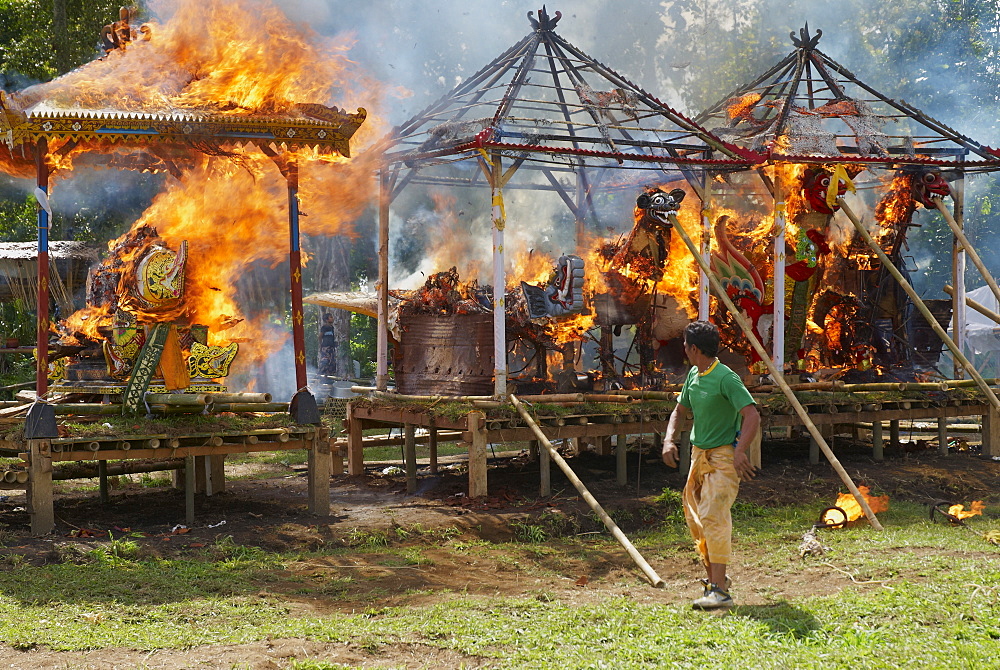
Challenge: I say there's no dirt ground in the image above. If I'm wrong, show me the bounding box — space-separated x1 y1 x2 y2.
0 436 998 669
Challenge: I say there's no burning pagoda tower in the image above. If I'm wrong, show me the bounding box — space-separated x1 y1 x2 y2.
695 25 1000 379
366 7 762 396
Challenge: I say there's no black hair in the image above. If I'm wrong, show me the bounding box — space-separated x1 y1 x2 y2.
683 320 720 358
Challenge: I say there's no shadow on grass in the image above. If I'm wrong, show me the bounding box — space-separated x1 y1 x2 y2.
733 601 821 639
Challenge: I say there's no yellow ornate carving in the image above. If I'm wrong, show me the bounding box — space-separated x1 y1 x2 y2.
104 310 144 379
134 240 187 309
187 341 238 379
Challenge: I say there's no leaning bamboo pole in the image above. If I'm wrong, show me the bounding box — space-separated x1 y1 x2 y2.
943 284 1000 326
509 394 665 588
668 211 884 530
933 198 1000 312
837 196 1000 414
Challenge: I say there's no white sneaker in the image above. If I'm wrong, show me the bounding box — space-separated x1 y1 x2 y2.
692 585 734 610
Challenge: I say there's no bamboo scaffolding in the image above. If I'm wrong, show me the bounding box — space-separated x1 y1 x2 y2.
934 198 1000 311
943 284 1000 325
837 196 1000 414
669 211 884 530
509 394 665 588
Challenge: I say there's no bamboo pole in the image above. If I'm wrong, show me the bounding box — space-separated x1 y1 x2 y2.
619 389 681 400
669 211 884 530
210 402 289 413
203 393 272 404
749 381 847 393
145 393 207 406
837 196 1000 414
943 377 1000 388
943 284 1000 325
509 394 665 588
934 198 1000 313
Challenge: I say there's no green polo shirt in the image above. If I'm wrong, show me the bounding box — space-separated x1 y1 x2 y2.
678 360 756 449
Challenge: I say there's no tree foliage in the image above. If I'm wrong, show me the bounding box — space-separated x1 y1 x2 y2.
0 0 125 84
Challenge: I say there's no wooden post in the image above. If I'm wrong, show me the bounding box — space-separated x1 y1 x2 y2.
540 435 551 496
98 460 109 504
428 427 438 474
748 426 762 469
699 178 712 321
678 430 691 476
773 176 786 371
528 439 539 462
307 430 331 515
376 169 390 390
489 153 508 397
34 140 50 399
938 412 949 456
27 439 54 535
597 435 613 457
330 440 344 476
194 455 207 494
404 423 417 494
983 408 1000 457
616 433 627 486
184 454 195 525
952 176 966 379
286 162 308 392
347 403 364 475
467 412 488 498
809 434 819 465
889 419 901 451
872 421 884 461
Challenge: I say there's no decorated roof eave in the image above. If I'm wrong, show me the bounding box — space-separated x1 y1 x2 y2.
0 103 367 157
381 127 765 171
767 152 1000 171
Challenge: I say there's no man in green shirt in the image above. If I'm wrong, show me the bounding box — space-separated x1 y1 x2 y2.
662 320 759 609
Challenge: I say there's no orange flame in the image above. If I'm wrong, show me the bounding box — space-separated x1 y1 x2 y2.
822 486 890 525
29 0 388 372
947 501 985 520
726 93 761 122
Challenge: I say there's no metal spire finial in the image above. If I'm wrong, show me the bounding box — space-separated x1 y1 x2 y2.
528 6 562 31
790 23 822 51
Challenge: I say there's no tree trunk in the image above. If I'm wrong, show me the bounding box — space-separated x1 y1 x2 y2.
51 0 71 74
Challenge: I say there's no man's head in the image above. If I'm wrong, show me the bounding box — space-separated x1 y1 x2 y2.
323 313 333 324
683 320 720 358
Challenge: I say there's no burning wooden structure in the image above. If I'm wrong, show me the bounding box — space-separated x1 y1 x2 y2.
0 1 367 532
331 17 1000 503
366 6 760 399
695 25 1000 380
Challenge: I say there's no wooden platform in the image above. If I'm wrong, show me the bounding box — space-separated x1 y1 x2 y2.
345 397 1000 498
1 426 332 535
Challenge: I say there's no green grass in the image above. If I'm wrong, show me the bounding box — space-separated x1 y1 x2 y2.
0 502 996 667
